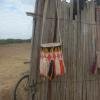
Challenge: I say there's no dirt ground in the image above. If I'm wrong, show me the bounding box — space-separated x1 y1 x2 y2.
0 43 31 100
1 43 100 100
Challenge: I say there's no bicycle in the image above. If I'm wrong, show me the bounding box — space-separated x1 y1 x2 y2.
13 62 36 100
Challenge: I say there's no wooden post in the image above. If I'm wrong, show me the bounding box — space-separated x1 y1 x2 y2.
42 0 53 100
47 81 52 100
29 0 45 100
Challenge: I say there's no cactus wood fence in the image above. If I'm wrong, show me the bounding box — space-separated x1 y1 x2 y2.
29 0 100 100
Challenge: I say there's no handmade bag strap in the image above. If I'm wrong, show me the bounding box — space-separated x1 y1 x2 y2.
41 0 62 44
56 0 62 43
41 0 49 44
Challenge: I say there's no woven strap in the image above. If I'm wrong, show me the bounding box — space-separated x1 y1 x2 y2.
56 0 62 43
41 0 62 44
41 0 49 44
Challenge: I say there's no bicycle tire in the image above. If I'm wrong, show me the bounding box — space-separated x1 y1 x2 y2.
13 74 29 100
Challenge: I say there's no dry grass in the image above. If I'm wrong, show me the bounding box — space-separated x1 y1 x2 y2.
1 43 100 100
0 43 31 100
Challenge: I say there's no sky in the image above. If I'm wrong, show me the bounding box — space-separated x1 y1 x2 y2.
0 0 71 39
0 0 35 39
0 0 92 39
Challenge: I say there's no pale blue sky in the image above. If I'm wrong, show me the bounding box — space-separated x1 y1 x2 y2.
0 0 71 39
0 0 35 39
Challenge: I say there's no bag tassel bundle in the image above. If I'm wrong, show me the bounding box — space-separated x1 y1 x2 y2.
40 44 66 80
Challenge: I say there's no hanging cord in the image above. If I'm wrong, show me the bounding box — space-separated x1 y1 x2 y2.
56 0 62 43
41 0 63 44
41 0 49 44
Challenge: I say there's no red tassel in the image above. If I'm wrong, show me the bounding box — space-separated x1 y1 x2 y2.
60 60 64 75
91 55 97 74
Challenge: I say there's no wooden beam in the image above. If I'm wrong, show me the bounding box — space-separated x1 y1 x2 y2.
26 12 34 17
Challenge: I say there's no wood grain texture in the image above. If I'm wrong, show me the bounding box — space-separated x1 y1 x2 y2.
29 0 99 100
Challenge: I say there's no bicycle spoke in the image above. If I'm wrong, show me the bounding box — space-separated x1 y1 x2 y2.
13 75 30 100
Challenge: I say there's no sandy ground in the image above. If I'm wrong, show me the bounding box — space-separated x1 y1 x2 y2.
0 43 31 100
1 43 100 100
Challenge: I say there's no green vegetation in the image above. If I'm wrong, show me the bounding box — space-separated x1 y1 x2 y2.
0 39 31 44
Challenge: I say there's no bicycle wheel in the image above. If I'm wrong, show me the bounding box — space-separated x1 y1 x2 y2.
13 74 30 100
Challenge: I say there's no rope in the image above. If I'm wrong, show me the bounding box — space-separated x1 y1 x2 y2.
41 0 63 44
41 0 49 44
56 0 62 43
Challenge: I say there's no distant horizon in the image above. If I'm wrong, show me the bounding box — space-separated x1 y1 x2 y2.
0 35 32 39
0 33 32 40
0 36 32 39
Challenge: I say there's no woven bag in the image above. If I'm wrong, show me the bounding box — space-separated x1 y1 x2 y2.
39 0 65 80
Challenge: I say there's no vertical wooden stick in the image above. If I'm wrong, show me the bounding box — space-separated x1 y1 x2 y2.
47 80 52 100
